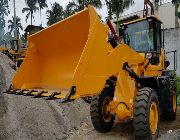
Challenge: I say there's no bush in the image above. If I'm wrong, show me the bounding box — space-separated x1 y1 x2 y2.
176 76 180 106
178 95 180 106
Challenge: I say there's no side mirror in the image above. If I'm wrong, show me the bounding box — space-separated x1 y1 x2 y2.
165 61 170 68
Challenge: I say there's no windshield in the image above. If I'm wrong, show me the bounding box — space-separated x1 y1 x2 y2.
122 20 154 52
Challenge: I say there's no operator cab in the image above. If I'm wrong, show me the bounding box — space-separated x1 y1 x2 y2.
119 16 162 53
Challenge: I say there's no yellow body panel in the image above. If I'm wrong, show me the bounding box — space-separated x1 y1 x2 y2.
0 47 8 52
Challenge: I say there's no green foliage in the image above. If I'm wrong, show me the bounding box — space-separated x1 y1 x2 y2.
22 0 47 25
20 34 27 45
172 0 180 16
8 16 23 35
172 0 180 27
0 0 9 29
0 0 9 44
105 0 113 19
172 0 180 4
37 0 47 12
105 0 134 30
46 0 102 26
2 32 13 44
65 0 102 18
0 32 14 50
177 94 180 106
110 0 134 30
176 76 180 105
46 2 64 26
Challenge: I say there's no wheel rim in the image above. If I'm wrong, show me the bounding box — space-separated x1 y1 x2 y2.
102 97 112 122
172 91 177 112
149 101 158 134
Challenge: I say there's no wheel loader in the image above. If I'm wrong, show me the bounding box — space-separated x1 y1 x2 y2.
4 5 177 140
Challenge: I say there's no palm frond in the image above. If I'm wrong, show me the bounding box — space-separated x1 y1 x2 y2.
66 1 79 12
8 20 13 24
86 0 102 9
25 12 31 23
22 7 30 13
46 2 64 26
38 0 48 9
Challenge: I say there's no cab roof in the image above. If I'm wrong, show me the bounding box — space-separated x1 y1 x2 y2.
121 15 162 26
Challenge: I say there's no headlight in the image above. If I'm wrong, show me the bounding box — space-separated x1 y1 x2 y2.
146 53 152 59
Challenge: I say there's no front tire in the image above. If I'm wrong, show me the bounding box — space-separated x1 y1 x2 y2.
90 87 115 133
133 87 160 140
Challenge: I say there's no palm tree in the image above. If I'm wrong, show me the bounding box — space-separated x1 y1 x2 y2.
64 5 74 18
8 16 23 36
46 2 64 26
172 0 180 28
111 0 134 30
0 0 9 43
0 0 9 28
65 0 102 17
105 0 113 19
37 0 48 23
22 0 39 25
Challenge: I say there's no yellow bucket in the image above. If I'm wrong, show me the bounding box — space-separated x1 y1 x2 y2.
12 6 115 99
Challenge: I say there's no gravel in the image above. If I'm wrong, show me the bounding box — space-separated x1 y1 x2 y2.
0 52 91 140
0 53 15 88
159 129 180 140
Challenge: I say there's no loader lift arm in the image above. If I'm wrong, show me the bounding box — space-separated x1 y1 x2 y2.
107 19 120 48
107 19 120 41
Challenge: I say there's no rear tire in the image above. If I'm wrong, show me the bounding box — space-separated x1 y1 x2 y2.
133 87 160 140
90 87 115 133
162 90 177 121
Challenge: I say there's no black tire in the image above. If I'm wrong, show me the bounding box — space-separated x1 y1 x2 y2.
90 87 115 133
162 90 177 121
133 87 160 140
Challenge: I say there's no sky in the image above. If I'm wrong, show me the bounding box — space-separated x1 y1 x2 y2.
5 0 172 34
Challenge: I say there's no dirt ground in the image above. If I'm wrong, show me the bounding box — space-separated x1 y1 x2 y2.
0 91 180 140
0 53 180 140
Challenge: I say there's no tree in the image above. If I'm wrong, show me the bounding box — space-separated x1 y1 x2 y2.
153 0 163 14
65 2 77 17
8 16 23 36
105 0 113 19
46 2 64 26
64 5 74 18
2 32 13 46
20 33 27 46
111 0 134 30
0 0 9 44
37 0 48 23
172 0 180 28
176 76 180 105
65 0 102 17
22 0 39 25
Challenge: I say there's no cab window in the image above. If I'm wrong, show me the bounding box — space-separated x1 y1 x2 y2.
122 20 154 52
